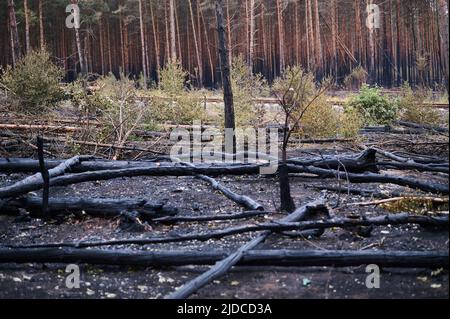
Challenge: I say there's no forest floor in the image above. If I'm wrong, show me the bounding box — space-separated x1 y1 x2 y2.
0 132 448 299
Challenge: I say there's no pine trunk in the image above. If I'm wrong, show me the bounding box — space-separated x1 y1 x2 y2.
216 0 236 136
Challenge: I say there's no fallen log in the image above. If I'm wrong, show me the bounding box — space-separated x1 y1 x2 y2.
154 211 271 224
372 147 449 166
288 149 379 173
0 158 171 173
176 160 264 211
373 147 417 163
0 155 93 199
33 165 264 189
37 137 49 215
0 248 447 269
0 196 178 220
2 158 447 198
9 212 445 250
3 162 446 200
0 149 376 174
396 121 449 134
0 124 83 133
165 200 329 299
392 151 448 163
196 175 264 211
360 125 442 135
7 200 328 246
288 165 449 195
197 174 263 212
377 161 449 174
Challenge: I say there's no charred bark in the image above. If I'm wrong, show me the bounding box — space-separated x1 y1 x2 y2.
0 248 447 269
165 201 329 299
0 156 92 199
1 196 178 220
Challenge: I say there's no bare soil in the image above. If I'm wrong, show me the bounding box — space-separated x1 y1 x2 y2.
0 140 448 299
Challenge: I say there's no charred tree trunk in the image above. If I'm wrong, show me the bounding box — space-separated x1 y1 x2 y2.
279 163 295 212
165 201 329 299
1 197 178 220
7 0 21 65
216 0 236 149
8 213 446 251
0 156 92 199
1 249 447 269
36 137 49 216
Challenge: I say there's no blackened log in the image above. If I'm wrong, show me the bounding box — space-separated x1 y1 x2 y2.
7 212 447 250
377 161 449 174
37 137 49 216
165 201 329 299
2 161 447 197
154 211 271 224
396 121 449 134
1 196 178 220
0 155 93 199
289 149 379 173
288 165 449 195
1 150 378 175
0 158 167 174
374 147 449 166
196 175 263 211
0 248 447 269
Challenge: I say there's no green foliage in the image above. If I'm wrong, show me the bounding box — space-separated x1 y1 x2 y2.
273 66 337 138
66 79 112 115
300 95 340 138
339 106 364 138
159 60 187 95
397 82 441 125
1 50 64 114
347 84 398 125
228 56 268 128
150 60 206 125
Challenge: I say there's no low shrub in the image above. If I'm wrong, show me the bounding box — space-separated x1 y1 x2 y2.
347 84 398 125
1 50 64 114
150 61 206 125
339 106 364 138
300 95 340 138
343 66 368 90
397 83 441 125
229 56 268 128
